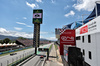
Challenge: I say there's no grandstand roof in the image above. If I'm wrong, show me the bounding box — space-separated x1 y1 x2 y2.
85 3 100 20
16 39 50 47
16 39 33 47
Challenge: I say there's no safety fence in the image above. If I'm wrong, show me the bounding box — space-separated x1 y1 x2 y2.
0 50 34 66
0 47 32 55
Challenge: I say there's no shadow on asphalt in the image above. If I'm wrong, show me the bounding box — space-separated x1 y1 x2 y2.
49 56 57 58
37 54 46 57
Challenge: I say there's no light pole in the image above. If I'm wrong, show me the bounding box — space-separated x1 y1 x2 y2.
82 14 89 25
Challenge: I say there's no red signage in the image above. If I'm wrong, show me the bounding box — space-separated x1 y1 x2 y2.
80 25 88 34
60 29 75 55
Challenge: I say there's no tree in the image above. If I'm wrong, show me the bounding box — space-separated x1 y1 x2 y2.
12 41 15 43
18 37 27 40
0 40 3 44
49 41 51 43
9 41 12 43
3 38 11 44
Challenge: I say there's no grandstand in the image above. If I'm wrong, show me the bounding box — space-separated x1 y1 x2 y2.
16 39 51 47
0 39 51 52
0 43 17 52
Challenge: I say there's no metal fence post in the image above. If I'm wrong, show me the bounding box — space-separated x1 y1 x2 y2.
20 55 21 62
23 54 24 58
20 55 21 59
12 58 14 63
16 57 18 61
7 60 9 65
16 57 18 64
1 63 2 66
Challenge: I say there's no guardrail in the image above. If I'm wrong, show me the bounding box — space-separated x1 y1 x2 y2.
17 54 36 66
8 44 53 66
8 53 35 66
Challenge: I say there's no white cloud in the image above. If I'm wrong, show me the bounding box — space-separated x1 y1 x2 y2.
23 17 27 20
0 28 33 38
16 22 32 28
64 5 70 9
40 31 55 35
26 25 33 28
46 37 57 41
36 0 42 3
0 27 56 40
73 0 100 11
45 37 57 41
40 32 48 34
16 22 26 25
14 27 23 31
40 36 57 41
26 1 39 9
0 28 9 33
51 0 55 3
65 10 75 17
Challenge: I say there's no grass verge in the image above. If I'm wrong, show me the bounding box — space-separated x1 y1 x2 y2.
49 44 53 52
54 44 59 60
54 44 58 50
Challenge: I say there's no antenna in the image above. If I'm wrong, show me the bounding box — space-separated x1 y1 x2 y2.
82 14 89 25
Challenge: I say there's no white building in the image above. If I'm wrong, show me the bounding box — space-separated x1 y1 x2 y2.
76 15 100 66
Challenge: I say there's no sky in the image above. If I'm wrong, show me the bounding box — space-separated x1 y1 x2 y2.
0 0 100 41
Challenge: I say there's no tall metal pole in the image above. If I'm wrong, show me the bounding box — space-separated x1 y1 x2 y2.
82 15 84 25
75 21 76 29
82 14 89 25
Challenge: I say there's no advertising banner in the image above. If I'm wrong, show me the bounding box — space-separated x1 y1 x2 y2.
33 9 43 24
60 29 75 55
80 25 88 34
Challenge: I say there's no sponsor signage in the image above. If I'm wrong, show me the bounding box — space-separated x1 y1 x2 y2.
60 29 75 55
76 20 98 36
80 25 88 34
60 30 75 45
88 21 97 32
33 9 43 24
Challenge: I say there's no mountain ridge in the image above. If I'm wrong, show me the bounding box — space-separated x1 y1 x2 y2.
0 35 48 41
